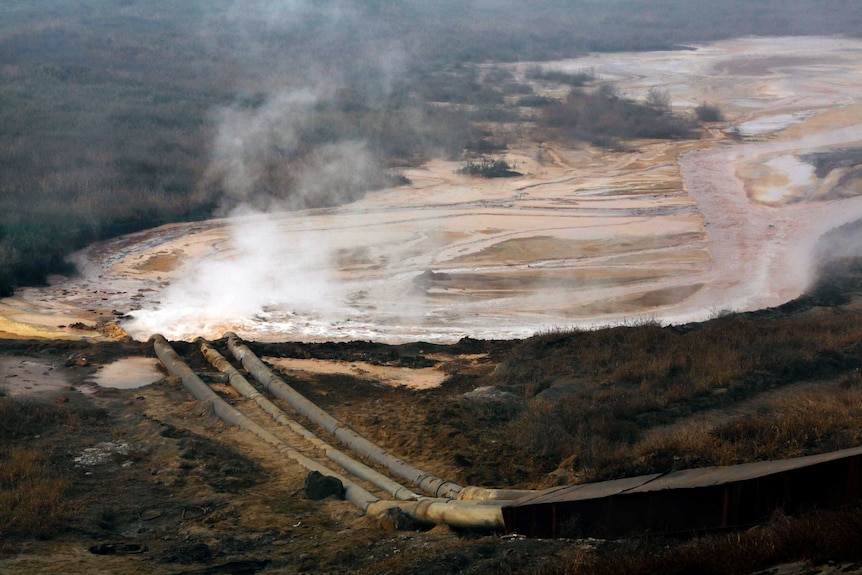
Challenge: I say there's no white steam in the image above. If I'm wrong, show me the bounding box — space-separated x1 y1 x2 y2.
127 208 341 339
130 83 392 336
204 88 387 211
134 0 405 338
206 89 317 205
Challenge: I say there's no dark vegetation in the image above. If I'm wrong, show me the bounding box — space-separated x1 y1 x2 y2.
539 85 698 147
2 1 862 293
524 66 596 87
695 103 725 122
458 157 522 178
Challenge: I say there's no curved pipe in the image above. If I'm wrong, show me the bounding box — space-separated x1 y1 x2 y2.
154 335 505 530
367 498 506 531
225 333 464 499
198 339 420 501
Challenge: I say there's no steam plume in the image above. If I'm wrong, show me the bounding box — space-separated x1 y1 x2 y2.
128 2 409 338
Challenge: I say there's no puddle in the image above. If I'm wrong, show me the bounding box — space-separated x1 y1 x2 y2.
0 357 70 397
92 357 162 389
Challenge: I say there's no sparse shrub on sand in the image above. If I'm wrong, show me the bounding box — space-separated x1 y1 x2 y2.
458 157 522 178
695 103 725 122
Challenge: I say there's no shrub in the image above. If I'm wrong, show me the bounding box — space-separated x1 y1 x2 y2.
540 87 698 145
695 103 724 122
457 157 522 178
525 66 596 86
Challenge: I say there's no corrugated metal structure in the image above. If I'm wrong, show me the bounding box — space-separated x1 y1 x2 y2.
502 447 862 538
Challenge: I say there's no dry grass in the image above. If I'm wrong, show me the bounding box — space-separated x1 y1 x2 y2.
587 385 862 481
0 396 107 540
551 507 862 575
486 304 862 482
0 446 76 539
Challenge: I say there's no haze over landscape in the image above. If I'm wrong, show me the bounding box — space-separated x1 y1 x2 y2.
5 2 862 574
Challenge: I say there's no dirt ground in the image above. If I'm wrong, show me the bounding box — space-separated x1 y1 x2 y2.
0 335 593 575
3 321 862 574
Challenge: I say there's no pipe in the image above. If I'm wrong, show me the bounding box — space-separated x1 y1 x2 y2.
152 334 379 511
225 333 464 499
456 486 537 502
367 499 506 531
222 334 536 503
154 335 506 531
198 339 420 501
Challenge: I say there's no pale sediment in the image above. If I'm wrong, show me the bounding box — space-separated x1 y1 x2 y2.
3 37 862 342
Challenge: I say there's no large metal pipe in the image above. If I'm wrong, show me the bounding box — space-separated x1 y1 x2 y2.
367 499 506 531
199 339 420 501
155 334 506 531
152 334 379 511
225 333 464 499
456 486 537 501
223 334 536 502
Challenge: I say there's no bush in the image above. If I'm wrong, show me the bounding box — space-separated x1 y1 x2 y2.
540 87 698 145
457 157 522 178
695 103 724 122
525 66 596 86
